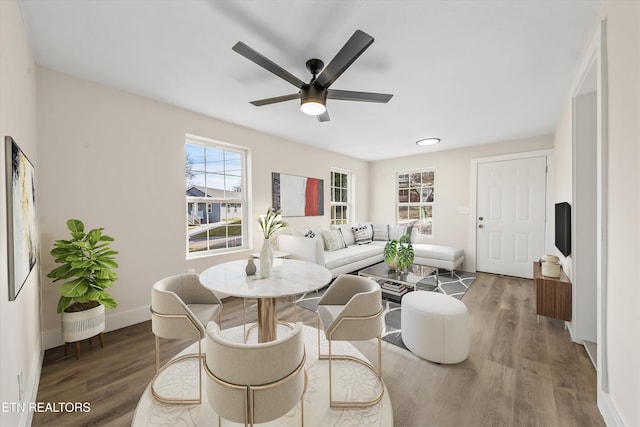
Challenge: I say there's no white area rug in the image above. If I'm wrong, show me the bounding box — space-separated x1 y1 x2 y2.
132 324 393 426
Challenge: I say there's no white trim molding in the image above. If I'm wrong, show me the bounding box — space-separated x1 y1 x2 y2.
42 305 151 350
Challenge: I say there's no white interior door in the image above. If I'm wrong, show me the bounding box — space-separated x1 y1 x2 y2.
476 156 547 279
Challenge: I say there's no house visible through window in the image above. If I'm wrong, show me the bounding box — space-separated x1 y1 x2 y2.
330 169 352 225
186 136 248 256
397 169 434 236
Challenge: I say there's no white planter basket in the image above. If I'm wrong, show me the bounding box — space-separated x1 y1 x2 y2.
61 304 105 343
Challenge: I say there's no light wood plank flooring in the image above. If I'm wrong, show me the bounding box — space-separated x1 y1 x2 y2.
33 272 605 427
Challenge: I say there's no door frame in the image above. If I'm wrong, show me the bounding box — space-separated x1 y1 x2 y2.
468 149 554 273
569 19 618 426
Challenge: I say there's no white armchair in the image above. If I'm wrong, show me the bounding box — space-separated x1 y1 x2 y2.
150 273 222 404
204 321 307 427
317 274 384 408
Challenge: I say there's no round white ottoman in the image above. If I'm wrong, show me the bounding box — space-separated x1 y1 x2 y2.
401 291 469 364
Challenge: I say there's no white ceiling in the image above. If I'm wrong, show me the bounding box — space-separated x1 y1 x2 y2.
19 0 600 161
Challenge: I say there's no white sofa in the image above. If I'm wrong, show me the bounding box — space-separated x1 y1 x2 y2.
278 224 464 278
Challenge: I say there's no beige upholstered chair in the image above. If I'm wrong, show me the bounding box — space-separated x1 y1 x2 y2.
204 321 307 427
150 273 222 404
317 274 384 408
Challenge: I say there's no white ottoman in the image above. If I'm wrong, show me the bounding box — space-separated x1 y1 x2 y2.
401 291 469 364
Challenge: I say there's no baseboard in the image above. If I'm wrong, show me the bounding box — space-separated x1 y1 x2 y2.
598 390 625 426
19 349 44 427
42 305 152 350
565 320 579 343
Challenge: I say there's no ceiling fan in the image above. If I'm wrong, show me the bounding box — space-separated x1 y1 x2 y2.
232 30 393 122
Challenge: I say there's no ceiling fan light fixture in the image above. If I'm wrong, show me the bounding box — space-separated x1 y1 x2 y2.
300 99 326 115
300 84 327 116
416 138 441 146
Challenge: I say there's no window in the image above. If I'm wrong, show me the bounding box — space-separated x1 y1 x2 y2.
397 169 434 236
186 136 248 257
330 169 352 225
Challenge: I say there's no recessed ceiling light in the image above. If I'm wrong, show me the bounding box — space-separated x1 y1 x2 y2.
416 138 440 146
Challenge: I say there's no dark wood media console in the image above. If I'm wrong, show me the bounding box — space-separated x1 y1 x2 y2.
533 262 572 321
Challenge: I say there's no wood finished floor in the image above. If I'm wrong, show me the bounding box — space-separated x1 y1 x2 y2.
33 272 605 427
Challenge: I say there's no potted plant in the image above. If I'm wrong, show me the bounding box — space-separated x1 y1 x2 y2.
384 233 414 272
47 219 118 345
257 207 286 278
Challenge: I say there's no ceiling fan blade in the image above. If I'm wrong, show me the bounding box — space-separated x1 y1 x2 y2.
327 89 393 103
249 93 300 106
315 30 374 88
233 42 306 89
317 111 331 122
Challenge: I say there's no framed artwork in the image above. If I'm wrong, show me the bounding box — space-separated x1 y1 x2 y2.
272 172 324 217
5 136 37 301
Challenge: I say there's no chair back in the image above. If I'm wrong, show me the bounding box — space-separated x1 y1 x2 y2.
322 274 383 341
151 273 207 340
205 322 306 424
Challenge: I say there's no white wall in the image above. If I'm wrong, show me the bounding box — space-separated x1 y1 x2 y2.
554 1 640 425
369 135 554 271
571 91 598 344
36 67 370 349
0 2 42 426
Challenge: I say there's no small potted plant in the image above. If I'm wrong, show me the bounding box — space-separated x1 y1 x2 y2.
257 207 286 278
47 219 118 346
384 233 414 272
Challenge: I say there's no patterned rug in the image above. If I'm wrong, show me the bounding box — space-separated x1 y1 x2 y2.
296 270 476 351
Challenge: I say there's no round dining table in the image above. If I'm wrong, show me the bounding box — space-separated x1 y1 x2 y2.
199 258 331 342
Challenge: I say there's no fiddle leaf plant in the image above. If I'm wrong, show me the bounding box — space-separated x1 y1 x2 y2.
47 219 119 313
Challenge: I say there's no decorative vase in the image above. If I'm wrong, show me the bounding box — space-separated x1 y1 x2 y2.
260 239 274 278
245 258 256 276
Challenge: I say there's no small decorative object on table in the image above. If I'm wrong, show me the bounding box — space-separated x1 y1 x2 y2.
541 254 561 278
384 233 415 272
245 258 256 276
257 207 286 278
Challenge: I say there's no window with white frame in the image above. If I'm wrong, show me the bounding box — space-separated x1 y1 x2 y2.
396 169 434 236
330 169 352 225
185 136 249 257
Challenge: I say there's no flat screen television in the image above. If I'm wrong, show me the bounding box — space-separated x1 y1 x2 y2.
555 202 571 257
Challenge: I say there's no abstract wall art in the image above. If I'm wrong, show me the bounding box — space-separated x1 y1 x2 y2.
5 136 37 301
272 172 324 217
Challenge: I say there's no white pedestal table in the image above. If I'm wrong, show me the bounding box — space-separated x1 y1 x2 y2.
199 259 331 342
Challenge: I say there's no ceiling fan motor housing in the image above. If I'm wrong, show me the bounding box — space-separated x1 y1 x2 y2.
301 83 327 104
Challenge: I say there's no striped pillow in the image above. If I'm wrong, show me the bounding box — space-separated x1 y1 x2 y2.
321 229 346 252
352 225 373 245
372 224 389 241
388 225 408 241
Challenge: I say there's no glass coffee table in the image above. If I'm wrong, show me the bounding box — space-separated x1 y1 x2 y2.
358 262 438 301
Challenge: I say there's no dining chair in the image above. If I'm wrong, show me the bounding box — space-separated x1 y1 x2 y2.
204 321 307 427
317 274 384 408
150 273 222 404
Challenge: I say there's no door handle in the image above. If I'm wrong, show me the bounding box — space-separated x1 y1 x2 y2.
478 224 484 228
478 216 484 221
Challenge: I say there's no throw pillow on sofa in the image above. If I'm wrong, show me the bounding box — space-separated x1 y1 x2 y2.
372 224 389 241
322 229 346 251
388 224 408 241
290 226 322 239
330 224 356 246
352 225 373 245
